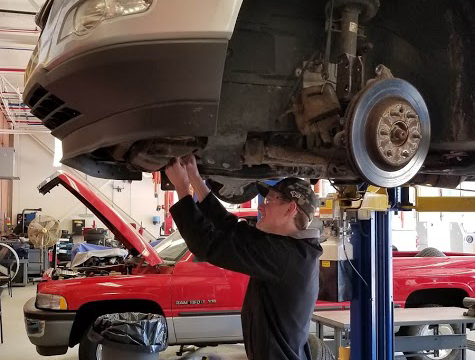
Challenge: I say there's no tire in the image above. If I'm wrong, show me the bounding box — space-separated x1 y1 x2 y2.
78 326 101 360
416 247 446 257
208 179 259 204
401 305 461 360
308 334 335 360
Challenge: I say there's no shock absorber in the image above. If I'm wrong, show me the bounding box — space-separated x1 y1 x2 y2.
340 4 360 56
325 0 380 102
337 3 364 102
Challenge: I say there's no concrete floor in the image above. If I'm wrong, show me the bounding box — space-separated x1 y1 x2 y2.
0 284 247 360
2 284 475 360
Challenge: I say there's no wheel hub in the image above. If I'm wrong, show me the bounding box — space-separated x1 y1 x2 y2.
369 101 422 169
345 78 431 187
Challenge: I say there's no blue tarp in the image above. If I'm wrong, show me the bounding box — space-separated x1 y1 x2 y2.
71 243 113 262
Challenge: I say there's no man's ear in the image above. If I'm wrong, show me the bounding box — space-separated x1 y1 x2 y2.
286 201 298 216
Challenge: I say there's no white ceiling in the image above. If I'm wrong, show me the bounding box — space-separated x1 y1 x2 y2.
0 0 44 69
0 0 47 131
0 0 44 13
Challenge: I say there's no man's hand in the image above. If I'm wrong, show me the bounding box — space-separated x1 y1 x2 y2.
181 154 210 202
165 158 191 199
182 154 201 180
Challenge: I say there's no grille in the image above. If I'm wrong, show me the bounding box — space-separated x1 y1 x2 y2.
26 85 81 130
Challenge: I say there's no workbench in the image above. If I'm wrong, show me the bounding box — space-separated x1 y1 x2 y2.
312 307 474 359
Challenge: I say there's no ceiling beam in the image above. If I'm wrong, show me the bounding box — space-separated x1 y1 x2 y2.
27 0 40 11
0 129 50 134
0 9 36 16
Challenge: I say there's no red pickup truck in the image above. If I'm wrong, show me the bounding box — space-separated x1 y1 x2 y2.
24 172 475 360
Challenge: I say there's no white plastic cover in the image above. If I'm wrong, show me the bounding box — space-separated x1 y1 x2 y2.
71 248 128 268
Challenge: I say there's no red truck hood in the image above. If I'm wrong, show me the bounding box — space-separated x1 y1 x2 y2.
39 171 163 266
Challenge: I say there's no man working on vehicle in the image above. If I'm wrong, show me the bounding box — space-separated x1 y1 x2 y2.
166 155 322 360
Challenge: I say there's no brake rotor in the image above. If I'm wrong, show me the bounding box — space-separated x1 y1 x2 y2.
345 78 430 187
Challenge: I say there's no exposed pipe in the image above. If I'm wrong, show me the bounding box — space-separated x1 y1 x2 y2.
0 9 36 16
0 74 43 132
6 119 39 122
6 121 43 125
0 75 22 96
0 75 20 127
0 68 25 73
314 180 322 197
4 104 29 108
6 117 39 120
5 114 34 117
0 47 34 52
0 129 49 134
4 105 29 109
5 115 39 119
0 28 39 34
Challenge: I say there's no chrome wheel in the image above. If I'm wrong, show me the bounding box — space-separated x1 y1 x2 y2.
420 324 455 359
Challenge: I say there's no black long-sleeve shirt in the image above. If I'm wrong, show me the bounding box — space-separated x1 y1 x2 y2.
170 193 322 360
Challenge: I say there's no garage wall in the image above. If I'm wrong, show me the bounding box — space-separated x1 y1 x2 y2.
12 133 166 240
0 112 13 231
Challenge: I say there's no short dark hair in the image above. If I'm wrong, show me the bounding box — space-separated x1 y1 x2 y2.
294 208 310 230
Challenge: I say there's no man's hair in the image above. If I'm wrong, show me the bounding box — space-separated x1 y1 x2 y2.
294 208 310 230
278 195 310 231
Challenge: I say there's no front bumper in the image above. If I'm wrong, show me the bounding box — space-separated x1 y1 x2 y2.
23 40 227 179
23 297 76 356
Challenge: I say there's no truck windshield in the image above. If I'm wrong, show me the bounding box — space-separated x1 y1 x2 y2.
154 232 188 262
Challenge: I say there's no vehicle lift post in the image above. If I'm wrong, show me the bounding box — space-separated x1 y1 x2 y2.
338 185 475 360
350 211 393 360
344 187 398 360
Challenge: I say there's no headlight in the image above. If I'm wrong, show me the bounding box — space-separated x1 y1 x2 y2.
36 293 68 310
74 0 106 35
59 7 78 40
74 0 153 36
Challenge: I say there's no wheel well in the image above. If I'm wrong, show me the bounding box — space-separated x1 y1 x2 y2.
69 299 164 347
405 288 469 308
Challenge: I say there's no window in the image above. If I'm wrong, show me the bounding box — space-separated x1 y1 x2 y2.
155 232 188 261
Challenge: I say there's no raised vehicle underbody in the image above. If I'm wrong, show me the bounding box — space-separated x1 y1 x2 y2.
24 0 474 202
